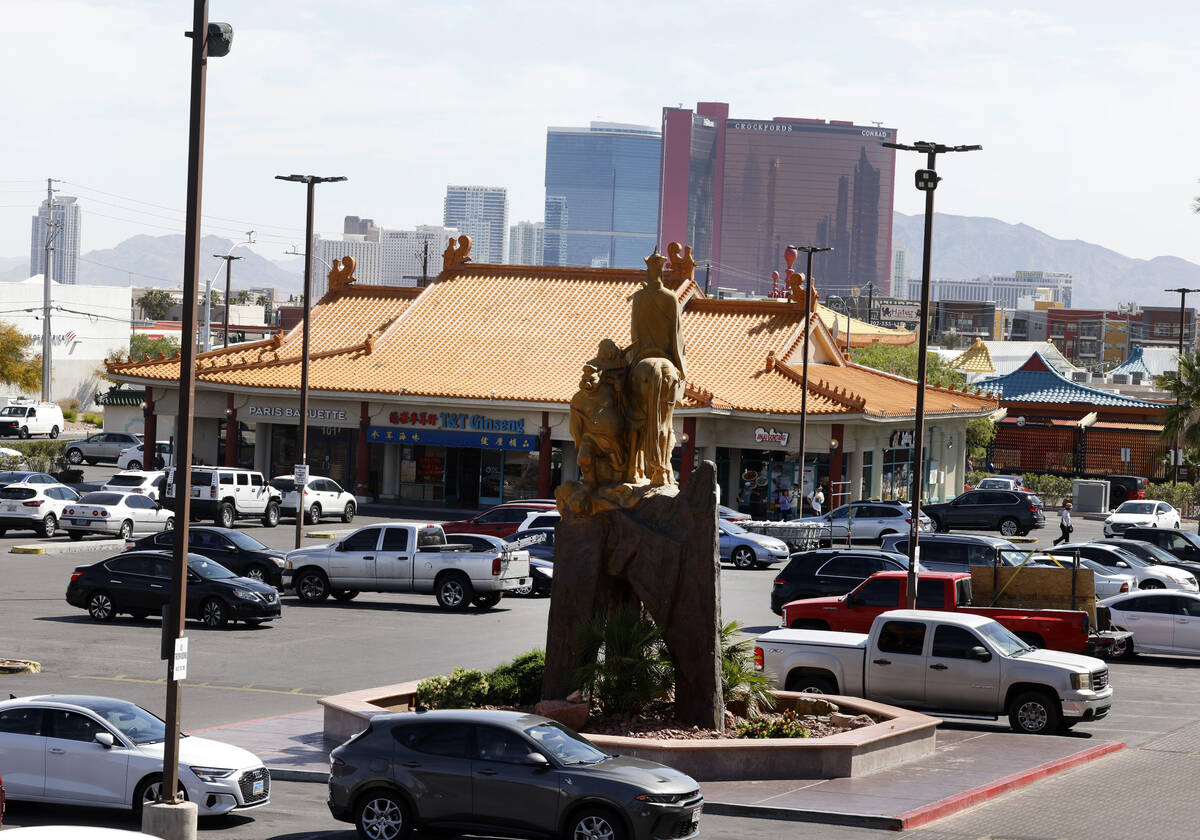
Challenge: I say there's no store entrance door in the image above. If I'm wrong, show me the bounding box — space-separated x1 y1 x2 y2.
458 449 481 507
480 449 503 506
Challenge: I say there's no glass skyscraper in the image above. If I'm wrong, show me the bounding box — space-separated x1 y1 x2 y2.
660 103 897 297
443 185 509 264
542 122 661 268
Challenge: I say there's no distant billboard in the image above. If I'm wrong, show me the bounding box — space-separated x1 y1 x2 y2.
878 302 921 323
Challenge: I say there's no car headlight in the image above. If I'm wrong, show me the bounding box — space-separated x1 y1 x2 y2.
234 589 261 601
190 766 236 782
1070 673 1091 690
635 792 694 804
271 557 286 567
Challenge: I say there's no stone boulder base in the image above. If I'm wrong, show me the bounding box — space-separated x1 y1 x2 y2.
534 700 590 732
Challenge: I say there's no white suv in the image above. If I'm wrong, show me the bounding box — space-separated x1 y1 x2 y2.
269 475 356 524
0 482 81 537
117 440 174 471
0 402 65 439
163 466 281 528
102 470 168 501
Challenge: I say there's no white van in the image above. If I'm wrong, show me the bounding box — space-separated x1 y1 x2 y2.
0 401 65 439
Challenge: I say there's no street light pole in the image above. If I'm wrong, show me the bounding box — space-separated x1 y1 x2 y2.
202 231 254 351
214 253 243 348
1165 287 1199 480
788 245 833 507
275 174 347 550
883 140 982 609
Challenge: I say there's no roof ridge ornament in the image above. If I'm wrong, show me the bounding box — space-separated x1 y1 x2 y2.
443 234 473 270
328 256 357 293
665 242 697 281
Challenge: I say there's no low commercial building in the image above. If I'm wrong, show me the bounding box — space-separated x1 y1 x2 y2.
106 245 996 514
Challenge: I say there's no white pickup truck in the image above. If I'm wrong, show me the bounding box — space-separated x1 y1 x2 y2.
283 522 531 610
755 609 1113 734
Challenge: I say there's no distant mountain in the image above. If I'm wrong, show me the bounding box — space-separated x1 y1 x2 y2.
892 212 1200 309
0 256 27 284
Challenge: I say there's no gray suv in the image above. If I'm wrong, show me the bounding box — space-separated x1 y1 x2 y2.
65 432 143 465
880 533 1044 572
328 709 702 840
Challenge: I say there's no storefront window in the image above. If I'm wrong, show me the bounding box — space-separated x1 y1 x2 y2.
503 450 541 501
399 445 446 501
861 450 873 500
882 448 912 501
216 420 255 468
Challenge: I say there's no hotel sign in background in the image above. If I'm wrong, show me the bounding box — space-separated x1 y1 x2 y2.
367 426 540 451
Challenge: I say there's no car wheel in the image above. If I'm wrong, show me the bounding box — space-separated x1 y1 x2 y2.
342 501 356 523
244 564 270 583
68 530 84 541
731 546 757 570
999 517 1020 537
18 426 29 439
87 591 116 622
40 513 57 538
262 501 280 527
296 568 331 602
355 789 412 840
67 448 83 464
435 572 474 610
513 580 534 596
931 516 947 533
1008 689 1060 734
1140 579 1165 590
473 592 503 610
306 503 322 525
566 806 627 840
201 598 228 628
332 589 359 602
217 502 235 529
49 425 59 439
785 673 836 694
134 774 187 815
164 517 174 532
1108 635 1136 660
118 520 134 539
128 460 142 471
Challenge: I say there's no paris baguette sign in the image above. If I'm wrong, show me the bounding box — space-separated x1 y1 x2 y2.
755 427 789 445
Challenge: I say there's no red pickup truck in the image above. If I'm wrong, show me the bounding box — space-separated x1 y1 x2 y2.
780 570 1127 655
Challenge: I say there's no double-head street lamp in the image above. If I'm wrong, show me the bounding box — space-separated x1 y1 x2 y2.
274 174 347 550
1164 287 1200 479
788 245 833 506
882 140 982 609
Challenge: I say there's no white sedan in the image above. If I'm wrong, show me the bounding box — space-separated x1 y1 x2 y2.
0 694 269 817
1101 590 1200 658
1104 500 1181 537
0 482 81 538
1047 543 1198 591
63 491 174 541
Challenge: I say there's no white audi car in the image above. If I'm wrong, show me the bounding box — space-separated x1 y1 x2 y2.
0 695 269 817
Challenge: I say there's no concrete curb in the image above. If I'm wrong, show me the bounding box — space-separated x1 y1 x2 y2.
702 802 900 830
11 538 125 554
267 767 327 783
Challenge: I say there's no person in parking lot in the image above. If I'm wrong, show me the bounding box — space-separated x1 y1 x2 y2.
777 488 791 520
810 484 825 516
1054 500 1073 545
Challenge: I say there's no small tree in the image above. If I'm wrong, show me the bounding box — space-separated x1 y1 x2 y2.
0 320 42 392
208 289 222 306
136 289 174 321
255 294 269 307
849 343 966 387
967 416 996 464
233 289 252 305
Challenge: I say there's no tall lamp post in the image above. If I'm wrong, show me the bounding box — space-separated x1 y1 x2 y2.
275 174 347 550
788 245 833 506
1165 287 1200 480
882 140 981 609
213 253 243 348
154 3 232 832
202 230 255 351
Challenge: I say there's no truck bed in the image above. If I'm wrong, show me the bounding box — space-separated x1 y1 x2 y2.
758 628 868 650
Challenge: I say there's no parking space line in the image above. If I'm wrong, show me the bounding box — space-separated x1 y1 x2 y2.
74 674 320 696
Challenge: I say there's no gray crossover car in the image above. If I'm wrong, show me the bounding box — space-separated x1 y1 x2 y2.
328 709 702 840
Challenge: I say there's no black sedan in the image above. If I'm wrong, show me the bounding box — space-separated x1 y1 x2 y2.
66 551 282 628
1122 527 1200 566
1100 537 1200 579
127 526 286 587
770 548 910 614
922 489 1045 537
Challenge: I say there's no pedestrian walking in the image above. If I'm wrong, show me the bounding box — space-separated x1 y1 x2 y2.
778 489 792 521
810 485 825 516
1053 501 1073 545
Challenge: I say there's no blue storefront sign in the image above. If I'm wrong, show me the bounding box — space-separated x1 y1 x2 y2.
367 426 540 451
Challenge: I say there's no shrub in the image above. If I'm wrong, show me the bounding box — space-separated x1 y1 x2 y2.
1147 482 1198 515
1020 473 1074 505
57 398 80 423
573 604 674 716
721 621 775 719
735 709 810 739
81 412 102 426
6 440 68 477
485 649 545 706
415 667 490 709
966 469 986 488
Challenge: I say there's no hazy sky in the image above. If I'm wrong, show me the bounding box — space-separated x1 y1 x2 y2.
3 1 1199 273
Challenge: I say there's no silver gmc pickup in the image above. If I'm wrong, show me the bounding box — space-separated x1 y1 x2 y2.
755 609 1113 734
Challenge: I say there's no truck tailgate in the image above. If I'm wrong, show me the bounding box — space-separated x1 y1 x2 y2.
500 549 530 580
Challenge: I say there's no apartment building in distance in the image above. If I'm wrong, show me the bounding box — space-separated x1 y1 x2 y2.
444 185 509 264
379 225 460 286
925 270 1073 311
311 234 380 298
30 195 82 285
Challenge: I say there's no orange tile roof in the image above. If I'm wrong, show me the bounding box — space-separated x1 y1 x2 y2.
108 262 996 420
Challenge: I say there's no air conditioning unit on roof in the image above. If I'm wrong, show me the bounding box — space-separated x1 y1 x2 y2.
1071 371 1089 383
1111 373 1130 385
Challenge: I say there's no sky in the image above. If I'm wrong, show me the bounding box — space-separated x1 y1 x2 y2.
3 1 1199 273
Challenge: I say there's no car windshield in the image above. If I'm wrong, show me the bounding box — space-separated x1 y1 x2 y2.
80 697 168 745
0 406 28 417
226 531 268 551
978 479 1008 488
188 557 237 580
80 492 123 506
525 721 608 764
975 620 1033 656
998 547 1039 566
105 475 147 487
1115 502 1156 515
721 521 748 535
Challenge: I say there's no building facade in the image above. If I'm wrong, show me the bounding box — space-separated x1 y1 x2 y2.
508 221 544 265
443 185 509 264
929 271 1073 311
311 235 380 298
659 102 897 298
542 122 661 269
30 196 81 285
379 225 459 286
343 215 380 241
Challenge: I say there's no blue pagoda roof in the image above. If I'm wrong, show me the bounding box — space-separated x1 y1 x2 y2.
1109 345 1178 379
976 352 1162 407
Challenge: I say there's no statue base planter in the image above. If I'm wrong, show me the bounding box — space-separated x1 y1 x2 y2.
543 461 724 731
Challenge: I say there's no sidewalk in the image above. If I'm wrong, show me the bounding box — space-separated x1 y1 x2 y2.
198 710 1124 830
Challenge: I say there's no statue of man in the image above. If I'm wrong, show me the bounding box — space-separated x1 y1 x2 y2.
626 250 686 380
569 365 627 487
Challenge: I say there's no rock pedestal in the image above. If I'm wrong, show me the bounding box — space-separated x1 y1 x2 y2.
543 461 724 730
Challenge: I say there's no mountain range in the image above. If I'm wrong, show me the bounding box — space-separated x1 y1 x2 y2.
4 214 1199 309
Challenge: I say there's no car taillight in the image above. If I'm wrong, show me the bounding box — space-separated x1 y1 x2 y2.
66 507 74 515
70 571 84 583
1134 490 1145 499
492 556 502 576
753 646 764 671
100 510 108 517
209 486 216 499
1028 505 1039 512
905 517 912 523
23 499 44 507
774 576 787 585
1120 581 1129 593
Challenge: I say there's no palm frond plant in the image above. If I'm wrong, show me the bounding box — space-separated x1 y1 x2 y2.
572 604 674 716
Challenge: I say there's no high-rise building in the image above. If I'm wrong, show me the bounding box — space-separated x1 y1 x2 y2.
30 195 81 284
659 102 897 297
344 215 380 242
443 185 509 263
927 271 1073 311
542 122 661 268
892 243 908 299
508 221 544 265
310 234 380 299
379 225 460 286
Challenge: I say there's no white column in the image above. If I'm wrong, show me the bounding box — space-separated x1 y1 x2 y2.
254 423 270 474
381 445 399 500
847 444 864 501
560 440 578 484
870 437 884 500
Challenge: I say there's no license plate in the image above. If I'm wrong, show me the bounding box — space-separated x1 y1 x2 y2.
191 488 201 497
74 520 92 526
252 779 265 796
3 504 16 512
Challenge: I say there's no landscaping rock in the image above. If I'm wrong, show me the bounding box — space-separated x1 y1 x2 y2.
790 696 838 717
566 689 583 703
535 700 589 731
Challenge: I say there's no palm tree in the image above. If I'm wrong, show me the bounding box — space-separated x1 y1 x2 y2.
1157 349 1200 454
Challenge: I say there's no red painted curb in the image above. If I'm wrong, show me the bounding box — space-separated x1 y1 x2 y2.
189 708 316 734
896 740 1125 830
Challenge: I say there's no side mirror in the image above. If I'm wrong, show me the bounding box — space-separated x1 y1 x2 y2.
335 542 347 552
970 646 992 662
523 752 550 767
847 595 863 607
1115 561 1129 568
95 731 115 749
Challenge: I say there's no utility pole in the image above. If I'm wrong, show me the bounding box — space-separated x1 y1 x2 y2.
703 262 711 297
213 254 244 348
787 245 833 508
1165 287 1199 481
421 239 430 287
883 139 982 609
41 178 60 402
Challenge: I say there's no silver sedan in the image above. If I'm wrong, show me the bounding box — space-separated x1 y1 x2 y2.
719 520 790 569
63 491 174 541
